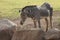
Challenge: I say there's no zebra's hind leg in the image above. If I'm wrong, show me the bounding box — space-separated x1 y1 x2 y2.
50 16 52 29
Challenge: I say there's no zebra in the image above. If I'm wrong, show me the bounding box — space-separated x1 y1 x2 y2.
19 2 53 32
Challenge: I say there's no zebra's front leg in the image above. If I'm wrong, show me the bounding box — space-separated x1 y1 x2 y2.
50 16 52 28
33 18 37 28
38 20 41 28
45 18 48 32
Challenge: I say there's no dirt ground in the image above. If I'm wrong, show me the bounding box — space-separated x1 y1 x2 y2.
13 11 60 31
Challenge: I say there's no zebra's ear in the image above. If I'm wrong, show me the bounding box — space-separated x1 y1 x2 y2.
19 10 21 12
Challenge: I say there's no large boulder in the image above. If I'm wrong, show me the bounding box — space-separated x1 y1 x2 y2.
12 28 45 40
0 19 17 40
45 28 60 40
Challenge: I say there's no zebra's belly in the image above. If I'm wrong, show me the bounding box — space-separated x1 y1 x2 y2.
40 16 48 19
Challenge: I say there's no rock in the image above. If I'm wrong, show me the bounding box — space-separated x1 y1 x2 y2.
45 28 60 40
12 28 45 40
0 19 17 30
0 19 17 40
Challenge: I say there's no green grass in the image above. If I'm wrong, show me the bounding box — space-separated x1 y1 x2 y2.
0 0 60 19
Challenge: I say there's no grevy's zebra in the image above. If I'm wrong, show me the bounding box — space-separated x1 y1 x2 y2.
19 2 53 32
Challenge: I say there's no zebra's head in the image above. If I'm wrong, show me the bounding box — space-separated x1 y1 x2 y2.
20 12 27 25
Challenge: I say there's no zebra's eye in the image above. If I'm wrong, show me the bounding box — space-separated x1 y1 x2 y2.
28 10 31 13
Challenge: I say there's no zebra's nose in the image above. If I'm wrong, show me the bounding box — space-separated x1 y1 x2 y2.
20 21 23 25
